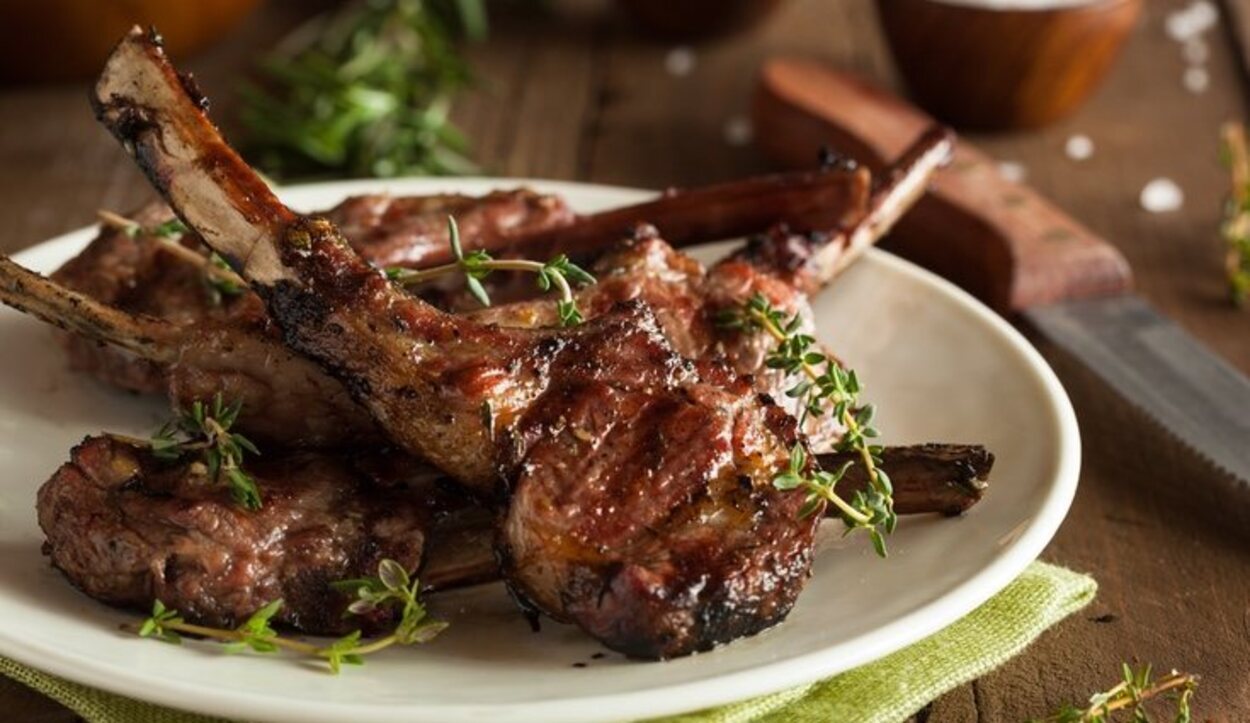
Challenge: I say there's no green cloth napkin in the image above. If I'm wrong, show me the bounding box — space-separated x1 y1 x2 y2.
1 561 1094 723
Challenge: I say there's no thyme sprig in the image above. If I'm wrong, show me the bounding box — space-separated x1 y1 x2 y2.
388 216 596 326
720 292 896 556
96 210 245 304
1033 664 1198 723
131 560 446 674
1219 122 1250 305
149 393 263 510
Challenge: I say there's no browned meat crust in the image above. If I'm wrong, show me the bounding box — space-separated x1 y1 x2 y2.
37 435 435 634
328 190 574 268
51 189 572 394
0 253 379 449
473 226 850 447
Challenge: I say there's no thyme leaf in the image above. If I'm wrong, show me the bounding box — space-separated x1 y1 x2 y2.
719 292 896 556
129 560 446 674
97 210 245 306
388 216 596 325
1032 664 1198 722
149 393 263 510
136 600 183 645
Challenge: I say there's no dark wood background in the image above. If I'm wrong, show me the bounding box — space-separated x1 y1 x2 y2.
1 0 1248 720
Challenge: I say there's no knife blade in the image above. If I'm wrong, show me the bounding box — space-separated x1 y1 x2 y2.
753 57 1250 486
1026 297 1250 481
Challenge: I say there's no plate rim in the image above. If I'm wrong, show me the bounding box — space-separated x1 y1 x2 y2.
0 176 1081 723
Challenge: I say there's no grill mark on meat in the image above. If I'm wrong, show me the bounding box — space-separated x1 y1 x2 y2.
36 435 455 634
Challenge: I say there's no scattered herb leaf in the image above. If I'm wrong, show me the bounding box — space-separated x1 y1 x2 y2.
96 210 246 306
1032 664 1197 722
719 292 896 555
129 560 445 674
149 393 263 510
388 216 595 325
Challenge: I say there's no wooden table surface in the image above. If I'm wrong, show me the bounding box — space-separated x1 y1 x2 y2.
1 0 1248 720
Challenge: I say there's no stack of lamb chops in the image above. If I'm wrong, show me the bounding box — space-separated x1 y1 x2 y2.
3 27 992 660
17 153 867 447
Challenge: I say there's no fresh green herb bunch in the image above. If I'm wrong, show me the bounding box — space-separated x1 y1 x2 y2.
388 216 596 326
133 559 446 674
1221 123 1250 305
150 393 263 510
719 292 896 556
239 0 486 180
1034 664 1197 723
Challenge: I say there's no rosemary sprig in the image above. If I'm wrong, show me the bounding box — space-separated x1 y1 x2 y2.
388 216 596 326
149 393 263 510
96 210 245 305
131 560 446 674
1220 122 1250 306
238 0 484 180
1033 664 1198 723
719 292 896 556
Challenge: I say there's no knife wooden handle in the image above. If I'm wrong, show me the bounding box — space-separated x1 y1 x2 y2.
753 57 1133 313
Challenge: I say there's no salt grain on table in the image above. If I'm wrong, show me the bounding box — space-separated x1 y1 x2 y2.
1165 1 1217 96
1065 134 1094 161
997 161 1027 184
1140 178 1184 213
1183 66 1210 93
723 116 753 147
665 47 695 77
1166 0 1218 42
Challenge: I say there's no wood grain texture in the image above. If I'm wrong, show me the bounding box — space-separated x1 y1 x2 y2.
0 0 1247 720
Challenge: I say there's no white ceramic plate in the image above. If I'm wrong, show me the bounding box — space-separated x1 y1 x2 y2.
0 178 1079 722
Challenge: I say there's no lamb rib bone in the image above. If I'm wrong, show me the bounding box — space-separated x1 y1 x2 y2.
0 255 178 362
0 254 378 448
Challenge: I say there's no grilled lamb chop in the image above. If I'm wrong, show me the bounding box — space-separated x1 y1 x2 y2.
92 27 844 658
37 435 444 634
53 189 573 394
0 188 907 452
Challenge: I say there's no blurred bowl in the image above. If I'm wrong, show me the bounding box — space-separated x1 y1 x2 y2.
0 0 261 84
616 0 788 41
876 0 1141 131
